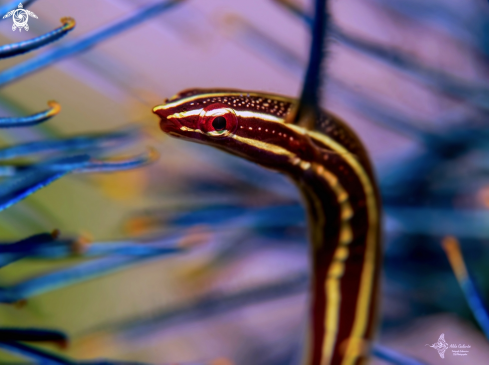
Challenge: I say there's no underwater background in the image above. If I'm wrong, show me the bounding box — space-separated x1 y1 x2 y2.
1 0 489 364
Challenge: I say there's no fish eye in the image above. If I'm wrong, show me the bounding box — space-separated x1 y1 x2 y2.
199 103 238 137
212 116 227 131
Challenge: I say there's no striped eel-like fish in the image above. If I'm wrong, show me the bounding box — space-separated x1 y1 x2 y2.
153 88 382 365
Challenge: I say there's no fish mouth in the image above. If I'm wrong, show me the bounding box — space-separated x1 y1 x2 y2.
152 103 170 119
153 103 181 136
159 118 181 136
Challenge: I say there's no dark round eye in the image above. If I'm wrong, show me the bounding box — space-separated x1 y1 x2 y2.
212 116 227 131
199 103 238 137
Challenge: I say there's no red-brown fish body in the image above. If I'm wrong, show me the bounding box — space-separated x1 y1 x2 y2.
154 88 381 365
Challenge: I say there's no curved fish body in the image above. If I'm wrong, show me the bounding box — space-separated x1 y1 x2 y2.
154 89 382 365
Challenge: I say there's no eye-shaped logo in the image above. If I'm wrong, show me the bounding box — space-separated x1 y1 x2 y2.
2 3 38 32
426 333 449 358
